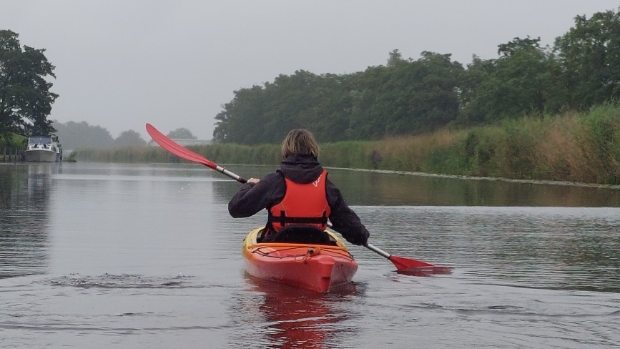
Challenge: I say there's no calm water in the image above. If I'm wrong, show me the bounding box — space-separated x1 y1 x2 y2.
1 162 619 348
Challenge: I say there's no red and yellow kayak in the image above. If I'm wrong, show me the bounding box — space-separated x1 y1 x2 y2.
242 227 358 292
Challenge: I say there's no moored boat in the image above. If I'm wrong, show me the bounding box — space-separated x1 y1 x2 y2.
242 227 358 292
24 135 62 162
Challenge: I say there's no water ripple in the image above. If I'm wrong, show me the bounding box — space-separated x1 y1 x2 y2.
38 273 205 289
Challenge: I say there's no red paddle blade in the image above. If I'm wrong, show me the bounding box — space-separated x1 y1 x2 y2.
145 123 216 169
389 255 452 276
389 255 434 269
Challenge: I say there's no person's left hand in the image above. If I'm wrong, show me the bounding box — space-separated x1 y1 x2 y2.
247 178 260 184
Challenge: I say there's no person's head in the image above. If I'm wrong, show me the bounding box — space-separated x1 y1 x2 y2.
281 129 319 159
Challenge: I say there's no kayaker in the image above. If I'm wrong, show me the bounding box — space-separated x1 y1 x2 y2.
228 129 370 246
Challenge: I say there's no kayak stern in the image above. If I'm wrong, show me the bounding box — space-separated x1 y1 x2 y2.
243 228 358 292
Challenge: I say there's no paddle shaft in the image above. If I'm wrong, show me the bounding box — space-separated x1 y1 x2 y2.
215 165 247 184
365 243 391 259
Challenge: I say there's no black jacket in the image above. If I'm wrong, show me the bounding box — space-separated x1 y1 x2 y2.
228 154 369 245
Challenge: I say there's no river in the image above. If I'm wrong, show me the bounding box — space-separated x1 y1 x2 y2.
1 162 619 348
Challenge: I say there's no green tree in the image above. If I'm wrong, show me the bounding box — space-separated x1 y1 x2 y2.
554 9 620 110
456 55 497 126
213 85 269 144
386 49 406 67
260 70 351 143
348 51 463 139
213 70 356 144
259 71 319 143
497 36 543 57
460 37 557 123
0 30 58 142
167 128 197 139
115 130 146 147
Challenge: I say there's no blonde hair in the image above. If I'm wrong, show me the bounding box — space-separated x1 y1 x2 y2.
281 129 320 159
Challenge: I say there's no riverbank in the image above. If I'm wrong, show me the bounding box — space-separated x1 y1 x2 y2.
71 104 620 185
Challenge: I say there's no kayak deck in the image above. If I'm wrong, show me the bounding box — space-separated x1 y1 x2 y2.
242 227 358 292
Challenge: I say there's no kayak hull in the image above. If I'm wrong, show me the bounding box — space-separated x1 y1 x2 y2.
242 227 358 292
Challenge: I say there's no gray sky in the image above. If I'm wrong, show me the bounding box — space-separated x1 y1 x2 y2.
2 1 619 140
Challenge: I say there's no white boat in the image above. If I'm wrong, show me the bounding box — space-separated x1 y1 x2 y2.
24 135 62 162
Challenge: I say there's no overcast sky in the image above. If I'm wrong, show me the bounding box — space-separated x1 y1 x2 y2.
2 1 619 140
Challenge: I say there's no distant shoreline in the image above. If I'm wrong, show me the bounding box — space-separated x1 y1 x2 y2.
69 104 620 187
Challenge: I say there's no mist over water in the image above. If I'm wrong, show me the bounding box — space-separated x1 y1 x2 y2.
1 162 619 348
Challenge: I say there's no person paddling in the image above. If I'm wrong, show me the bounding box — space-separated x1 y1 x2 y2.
228 129 369 246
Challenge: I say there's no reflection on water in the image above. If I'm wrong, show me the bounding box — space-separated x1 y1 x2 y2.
318 168 620 206
232 275 359 349
0 164 56 279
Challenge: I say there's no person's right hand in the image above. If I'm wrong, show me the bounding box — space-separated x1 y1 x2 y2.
247 178 260 184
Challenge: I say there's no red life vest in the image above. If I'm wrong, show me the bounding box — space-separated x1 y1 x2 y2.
268 170 331 232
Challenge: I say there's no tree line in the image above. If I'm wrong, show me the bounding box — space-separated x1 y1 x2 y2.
213 9 620 144
53 120 196 150
51 121 145 149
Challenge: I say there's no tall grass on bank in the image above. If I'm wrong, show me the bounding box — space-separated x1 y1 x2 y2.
72 104 620 185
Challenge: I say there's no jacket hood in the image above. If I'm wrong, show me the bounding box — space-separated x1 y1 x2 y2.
279 154 323 184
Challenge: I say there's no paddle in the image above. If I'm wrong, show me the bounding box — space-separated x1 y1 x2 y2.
146 123 450 274
365 243 452 275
